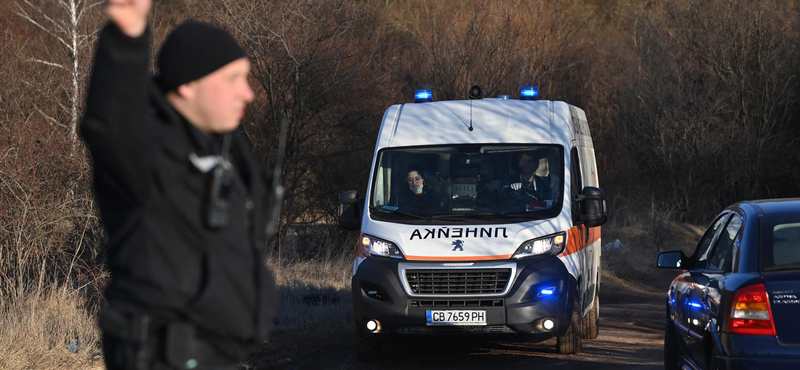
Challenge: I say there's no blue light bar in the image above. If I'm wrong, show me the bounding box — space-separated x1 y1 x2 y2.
415 89 433 103
520 86 539 100
497 95 511 100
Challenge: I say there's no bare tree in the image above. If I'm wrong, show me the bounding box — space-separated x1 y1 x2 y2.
400 0 585 101
201 0 395 260
599 0 800 221
15 0 103 151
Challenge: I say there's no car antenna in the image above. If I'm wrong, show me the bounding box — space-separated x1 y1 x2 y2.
467 85 483 132
469 100 474 132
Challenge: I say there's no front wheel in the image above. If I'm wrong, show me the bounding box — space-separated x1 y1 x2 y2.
581 292 599 339
556 295 582 354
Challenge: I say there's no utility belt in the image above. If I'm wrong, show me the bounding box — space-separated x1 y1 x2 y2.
99 306 225 370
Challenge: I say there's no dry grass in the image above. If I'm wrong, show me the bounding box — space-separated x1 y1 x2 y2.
0 286 103 370
600 219 705 292
246 246 357 369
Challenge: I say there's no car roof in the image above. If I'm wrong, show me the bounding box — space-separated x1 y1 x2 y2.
378 99 572 148
735 198 800 218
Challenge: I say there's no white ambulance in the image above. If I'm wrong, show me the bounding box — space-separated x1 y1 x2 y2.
339 85 607 359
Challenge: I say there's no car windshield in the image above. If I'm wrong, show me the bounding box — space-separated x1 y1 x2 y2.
369 144 564 224
761 217 800 272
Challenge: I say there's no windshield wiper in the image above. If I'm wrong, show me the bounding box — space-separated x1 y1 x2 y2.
762 262 800 272
368 206 428 220
428 212 536 220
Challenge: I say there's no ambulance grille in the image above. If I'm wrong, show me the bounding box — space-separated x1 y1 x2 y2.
406 269 511 295
410 299 503 308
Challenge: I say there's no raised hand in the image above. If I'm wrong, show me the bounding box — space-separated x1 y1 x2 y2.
105 0 152 37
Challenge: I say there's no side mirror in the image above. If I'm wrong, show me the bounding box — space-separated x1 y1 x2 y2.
338 190 361 231
657 251 688 269
576 186 607 227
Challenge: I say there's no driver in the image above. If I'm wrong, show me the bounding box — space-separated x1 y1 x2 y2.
501 150 553 207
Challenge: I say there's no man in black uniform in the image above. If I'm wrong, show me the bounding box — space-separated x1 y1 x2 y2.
81 1 276 369
501 150 555 210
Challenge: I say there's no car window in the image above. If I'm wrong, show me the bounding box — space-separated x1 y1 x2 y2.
693 214 729 270
761 217 800 272
707 215 743 272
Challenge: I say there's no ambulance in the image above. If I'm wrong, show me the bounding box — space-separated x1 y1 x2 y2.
338 85 607 359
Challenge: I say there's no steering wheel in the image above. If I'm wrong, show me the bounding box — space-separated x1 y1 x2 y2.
518 187 539 201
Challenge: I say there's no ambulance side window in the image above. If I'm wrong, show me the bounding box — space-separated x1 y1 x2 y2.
570 148 582 220
570 147 582 198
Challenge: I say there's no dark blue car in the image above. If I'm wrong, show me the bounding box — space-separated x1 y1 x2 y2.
657 199 800 370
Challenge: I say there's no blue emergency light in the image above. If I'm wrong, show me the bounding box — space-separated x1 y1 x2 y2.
520 86 539 100
415 89 433 103
538 287 556 297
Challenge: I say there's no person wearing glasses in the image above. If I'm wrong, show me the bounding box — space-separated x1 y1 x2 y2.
396 167 440 213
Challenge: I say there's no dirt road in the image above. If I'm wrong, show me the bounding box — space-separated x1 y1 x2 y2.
261 281 668 370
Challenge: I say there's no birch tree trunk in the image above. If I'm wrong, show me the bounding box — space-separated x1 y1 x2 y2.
15 0 103 152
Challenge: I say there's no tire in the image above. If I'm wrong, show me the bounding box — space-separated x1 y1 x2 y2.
664 314 680 370
581 292 599 339
356 334 381 361
556 294 582 354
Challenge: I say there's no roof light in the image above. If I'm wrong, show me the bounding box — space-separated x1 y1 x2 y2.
415 89 432 103
520 86 539 101
497 95 511 100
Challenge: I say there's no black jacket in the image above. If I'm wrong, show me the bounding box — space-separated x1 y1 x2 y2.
396 186 440 213
502 174 553 201
81 23 276 360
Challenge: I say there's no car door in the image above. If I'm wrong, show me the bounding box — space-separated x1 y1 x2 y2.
686 212 744 365
570 147 591 309
672 212 729 360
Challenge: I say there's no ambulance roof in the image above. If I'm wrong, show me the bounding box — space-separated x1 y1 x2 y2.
377 99 573 149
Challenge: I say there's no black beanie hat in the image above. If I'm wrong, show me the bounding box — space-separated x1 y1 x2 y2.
157 21 246 91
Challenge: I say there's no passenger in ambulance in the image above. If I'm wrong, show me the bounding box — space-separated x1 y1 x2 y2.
501 150 558 209
396 167 441 213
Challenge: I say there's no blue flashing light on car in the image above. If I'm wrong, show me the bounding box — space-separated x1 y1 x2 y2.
520 86 539 101
414 89 433 103
538 287 556 297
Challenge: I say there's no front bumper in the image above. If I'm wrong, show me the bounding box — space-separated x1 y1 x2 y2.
352 254 577 339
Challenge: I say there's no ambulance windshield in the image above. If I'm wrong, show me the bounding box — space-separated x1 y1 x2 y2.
369 144 564 223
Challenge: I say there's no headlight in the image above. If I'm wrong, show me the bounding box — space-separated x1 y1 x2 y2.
360 234 405 259
512 232 567 259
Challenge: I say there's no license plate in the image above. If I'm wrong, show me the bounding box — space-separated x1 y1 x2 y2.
426 310 486 326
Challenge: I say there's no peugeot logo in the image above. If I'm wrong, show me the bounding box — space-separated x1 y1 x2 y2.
451 239 464 252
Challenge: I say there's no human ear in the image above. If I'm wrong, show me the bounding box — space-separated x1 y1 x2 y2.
176 82 196 100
